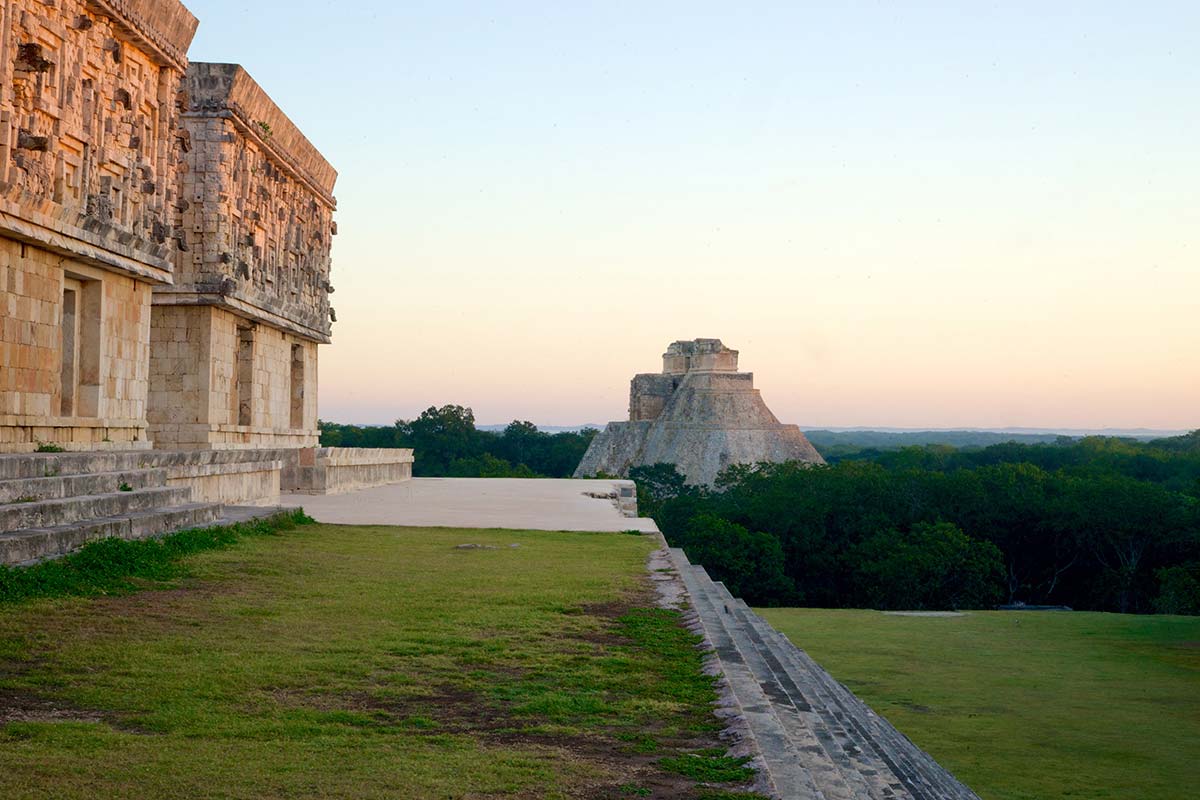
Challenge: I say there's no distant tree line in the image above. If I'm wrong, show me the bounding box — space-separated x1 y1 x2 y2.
319 406 598 479
636 432 1200 615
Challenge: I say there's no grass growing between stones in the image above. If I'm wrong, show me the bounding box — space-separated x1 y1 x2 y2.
0 524 756 799
758 607 1200 800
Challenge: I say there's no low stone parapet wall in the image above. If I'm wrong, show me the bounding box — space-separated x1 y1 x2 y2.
283 447 414 495
148 449 288 506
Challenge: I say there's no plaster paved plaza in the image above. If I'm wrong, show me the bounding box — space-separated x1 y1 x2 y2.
284 478 659 532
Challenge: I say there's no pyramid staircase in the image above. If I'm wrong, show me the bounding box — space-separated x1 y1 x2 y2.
0 452 281 565
668 547 980 800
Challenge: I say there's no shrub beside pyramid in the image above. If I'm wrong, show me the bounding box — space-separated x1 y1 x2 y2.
575 339 824 486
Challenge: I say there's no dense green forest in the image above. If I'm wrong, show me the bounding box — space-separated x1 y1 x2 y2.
320 406 597 478
636 431 1200 614
321 412 1199 615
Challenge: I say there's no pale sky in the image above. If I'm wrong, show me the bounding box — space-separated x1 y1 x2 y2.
187 1 1199 430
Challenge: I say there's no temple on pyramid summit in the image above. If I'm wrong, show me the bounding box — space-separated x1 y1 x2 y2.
574 339 825 486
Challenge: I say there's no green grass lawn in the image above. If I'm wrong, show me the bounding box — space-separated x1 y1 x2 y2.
757 607 1200 800
0 523 755 800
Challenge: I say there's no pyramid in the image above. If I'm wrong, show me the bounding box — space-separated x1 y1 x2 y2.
575 339 824 486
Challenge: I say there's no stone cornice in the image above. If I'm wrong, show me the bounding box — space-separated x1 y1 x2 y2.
84 0 199 72
151 288 332 344
0 204 173 284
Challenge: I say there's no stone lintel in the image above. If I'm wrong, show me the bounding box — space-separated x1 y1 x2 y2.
184 63 338 205
150 289 332 343
85 0 200 71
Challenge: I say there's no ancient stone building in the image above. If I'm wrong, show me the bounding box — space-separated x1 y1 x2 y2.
0 1 412 562
0 0 198 451
575 339 825 486
147 63 335 450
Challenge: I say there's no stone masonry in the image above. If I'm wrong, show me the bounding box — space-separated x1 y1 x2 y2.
576 339 825 486
0 0 197 451
0 1 411 539
147 63 335 450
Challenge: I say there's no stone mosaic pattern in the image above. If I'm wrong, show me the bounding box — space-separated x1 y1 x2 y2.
0 0 197 279
159 62 336 342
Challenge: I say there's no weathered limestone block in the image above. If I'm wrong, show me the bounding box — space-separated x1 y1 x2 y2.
575 339 825 486
147 303 320 450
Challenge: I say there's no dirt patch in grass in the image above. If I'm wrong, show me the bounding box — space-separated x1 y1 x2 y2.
0 688 103 725
266 589 742 799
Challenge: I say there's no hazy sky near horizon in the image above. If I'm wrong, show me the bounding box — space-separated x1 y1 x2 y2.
187 1 1199 430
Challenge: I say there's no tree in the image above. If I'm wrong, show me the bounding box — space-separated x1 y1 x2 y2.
628 463 692 518
496 421 545 471
400 405 481 475
1154 564 1200 615
675 514 797 606
850 522 1004 610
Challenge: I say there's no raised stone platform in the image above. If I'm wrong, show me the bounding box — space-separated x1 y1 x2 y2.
287 477 652 532
0 450 285 564
664 546 981 799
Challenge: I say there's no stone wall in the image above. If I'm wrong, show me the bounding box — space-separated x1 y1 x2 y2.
0 0 197 283
146 63 335 450
1 238 152 451
0 0 196 452
153 448 282 505
284 447 414 495
148 304 318 449
630 373 679 422
0 5 401 494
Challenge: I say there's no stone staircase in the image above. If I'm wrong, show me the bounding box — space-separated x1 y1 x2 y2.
668 547 980 800
0 452 280 565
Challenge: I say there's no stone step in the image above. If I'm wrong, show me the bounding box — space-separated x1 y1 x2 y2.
726 599 935 798
706 578 883 800
717 587 906 800
668 545 982 800
0 451 150 480
0 467 168 505
730 597 980 800
668 550 828 799
0 486 192 533
0 502 226 565
210 505 296 528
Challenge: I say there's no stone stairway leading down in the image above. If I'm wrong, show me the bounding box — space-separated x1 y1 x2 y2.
668 547 981 800
0 452 279 565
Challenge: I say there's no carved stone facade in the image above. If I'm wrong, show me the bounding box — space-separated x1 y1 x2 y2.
0 0 197 451
575 339 825 486
146 63 335 449
0 0 339 455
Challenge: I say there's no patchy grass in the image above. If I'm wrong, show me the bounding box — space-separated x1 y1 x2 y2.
0 524 751 799
659 753 755 783
758 607 1200 800
0 509 313 604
